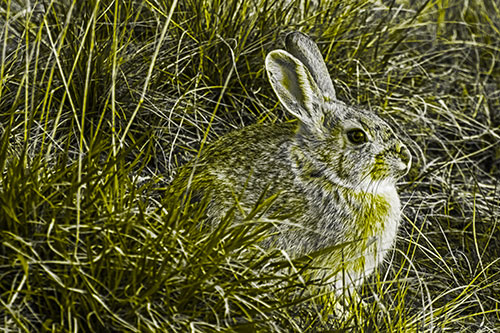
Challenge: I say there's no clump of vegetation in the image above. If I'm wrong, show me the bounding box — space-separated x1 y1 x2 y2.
1 0 499 331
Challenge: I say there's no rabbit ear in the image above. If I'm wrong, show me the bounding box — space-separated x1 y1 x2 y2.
266 50 324 126
285 31 336 101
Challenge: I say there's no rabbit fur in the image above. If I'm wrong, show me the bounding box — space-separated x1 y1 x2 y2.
168 31 411 291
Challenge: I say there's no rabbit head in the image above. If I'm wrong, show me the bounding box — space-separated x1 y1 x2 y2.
266 32 411 192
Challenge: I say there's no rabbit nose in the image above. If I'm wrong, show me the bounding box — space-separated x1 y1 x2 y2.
395 142 412 172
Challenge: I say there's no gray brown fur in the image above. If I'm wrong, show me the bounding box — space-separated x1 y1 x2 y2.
169 32 411 290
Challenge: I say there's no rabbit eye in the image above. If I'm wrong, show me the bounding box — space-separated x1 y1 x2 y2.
346 129 367 145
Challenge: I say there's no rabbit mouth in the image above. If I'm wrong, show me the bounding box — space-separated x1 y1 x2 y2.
396 159 411 176
395 142 412 175
389 156 411 178
371 157 410 180
371 143 412 180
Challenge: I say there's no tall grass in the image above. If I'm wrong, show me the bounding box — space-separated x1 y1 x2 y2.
1 0 499 331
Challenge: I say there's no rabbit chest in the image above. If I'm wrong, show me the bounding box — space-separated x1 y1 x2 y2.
302 179 401 281
339 183 400 253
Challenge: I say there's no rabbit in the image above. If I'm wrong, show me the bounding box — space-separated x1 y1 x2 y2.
168 31 411 292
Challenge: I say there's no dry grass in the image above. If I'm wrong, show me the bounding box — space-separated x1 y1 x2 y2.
1 0 499 331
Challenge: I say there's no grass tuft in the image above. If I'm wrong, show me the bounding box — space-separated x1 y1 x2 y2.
1 0 499 331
